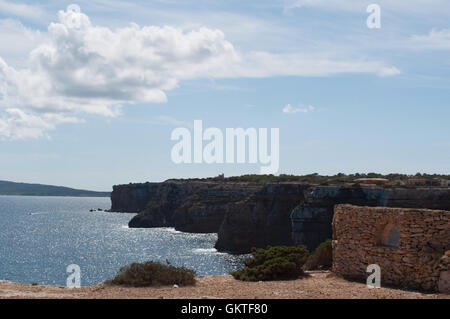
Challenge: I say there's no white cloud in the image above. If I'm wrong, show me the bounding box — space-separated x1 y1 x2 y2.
283 0 450 13
0 0 48 23
230 52 399 78
0 5 239 115
410 29 450 50
0 19 47 65
284 0 362 12
0 5 399 139
283 103 315 114
0 108 81 140
377 66 402 77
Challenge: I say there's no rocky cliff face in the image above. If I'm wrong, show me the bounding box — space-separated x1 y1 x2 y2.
111 181 450 254
126 181 262 233
214 183 310 253
291 186 450 252
127 182 196 228
387 188 450 210
110 183 160 213
291 187 391 251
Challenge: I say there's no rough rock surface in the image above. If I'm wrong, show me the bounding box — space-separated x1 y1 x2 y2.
111 181 450 254
333 204 450 293
291 186 450 252
110 183 159 213
127 181 262 233
291 187 390 251
215 184 310 253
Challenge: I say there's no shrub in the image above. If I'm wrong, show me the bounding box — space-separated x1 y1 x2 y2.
231 246 309 282
304 239 332 270
105 260 196 287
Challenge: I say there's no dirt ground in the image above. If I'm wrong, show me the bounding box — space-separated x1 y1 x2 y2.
0 271 448 299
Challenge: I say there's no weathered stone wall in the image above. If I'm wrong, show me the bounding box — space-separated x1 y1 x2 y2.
332 204 450 293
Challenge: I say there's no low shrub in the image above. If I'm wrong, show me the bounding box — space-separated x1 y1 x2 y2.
304 239 332 270
231 246 309 282
105 260 196 287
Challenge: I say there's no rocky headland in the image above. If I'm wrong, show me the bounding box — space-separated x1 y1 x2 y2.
110 178 450 254
118 181 262 233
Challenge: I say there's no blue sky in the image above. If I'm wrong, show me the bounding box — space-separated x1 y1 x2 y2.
0 0 449 191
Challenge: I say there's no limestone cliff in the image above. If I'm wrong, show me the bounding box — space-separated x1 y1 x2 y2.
110 183 159 213
126 181 262 233
214 183 310 253
290 186 450 251
111 180 450 254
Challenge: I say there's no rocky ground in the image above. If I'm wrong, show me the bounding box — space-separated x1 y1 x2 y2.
1 272 448 299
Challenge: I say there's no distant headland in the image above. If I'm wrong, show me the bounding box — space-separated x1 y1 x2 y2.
0 180 110 197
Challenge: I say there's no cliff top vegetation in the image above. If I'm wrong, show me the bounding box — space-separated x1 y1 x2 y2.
164 173 450 186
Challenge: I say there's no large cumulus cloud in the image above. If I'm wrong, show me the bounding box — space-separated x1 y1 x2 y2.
1 5 237 116
0 5 398 139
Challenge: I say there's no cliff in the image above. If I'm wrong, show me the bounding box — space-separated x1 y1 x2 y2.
126 181 262 233
214 183 310 253
111 181 450 254
291 186 450 251
110 183 160 212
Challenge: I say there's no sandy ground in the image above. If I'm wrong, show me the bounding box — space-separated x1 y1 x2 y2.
0 272 448 299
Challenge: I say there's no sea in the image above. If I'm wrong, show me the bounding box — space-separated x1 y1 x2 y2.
0 195 247 286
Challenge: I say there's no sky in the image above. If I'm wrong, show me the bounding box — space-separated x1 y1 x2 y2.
0 0 449 191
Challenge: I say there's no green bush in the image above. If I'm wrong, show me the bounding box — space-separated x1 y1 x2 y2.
231 246 309 282
105 260 196 287
304 239 332 270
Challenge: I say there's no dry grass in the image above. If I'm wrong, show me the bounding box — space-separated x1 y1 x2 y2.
1 272 448 299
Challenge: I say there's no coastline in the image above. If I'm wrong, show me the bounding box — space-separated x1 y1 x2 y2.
1 272 448 299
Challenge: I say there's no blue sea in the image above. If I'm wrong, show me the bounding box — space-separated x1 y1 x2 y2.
0 195 247 286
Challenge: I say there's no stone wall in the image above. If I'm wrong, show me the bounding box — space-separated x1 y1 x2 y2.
332 204 450 293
